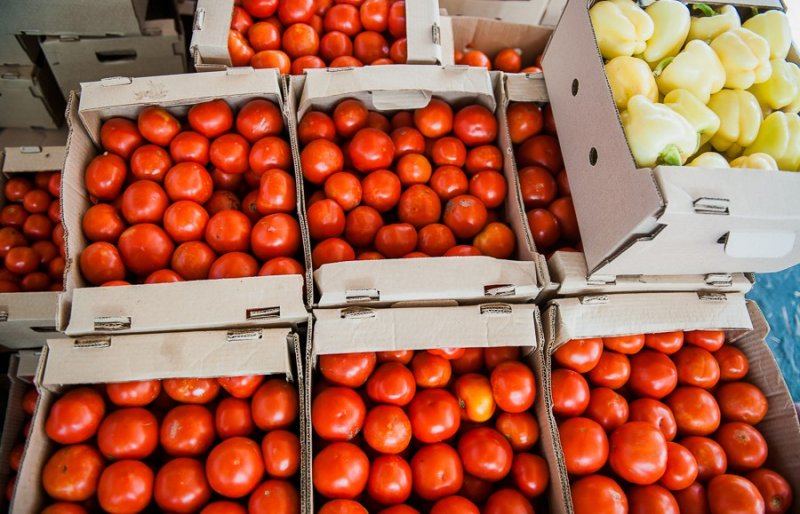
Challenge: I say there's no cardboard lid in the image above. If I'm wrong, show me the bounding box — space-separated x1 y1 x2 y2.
313 303 539 355
1 146 65 173
405 0 445 64
190 0 234 68
0 291 59 325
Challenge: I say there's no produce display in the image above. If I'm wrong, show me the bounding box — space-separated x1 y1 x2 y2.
590 0 800 170
311 347 549 513
35 375 300 513
4 386 37 502
78 98 305 286
229 0 409 73
550 330 793 514
0 171 64 292
299 97 517 265
453 47 543 74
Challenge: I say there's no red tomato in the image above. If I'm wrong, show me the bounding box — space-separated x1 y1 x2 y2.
330 55 364 67
416 223 456 256
397 184 441 228
120 180 168 224
551 368 590 417
42 444 104 501
171 241 217 280
349 128 394 172
256 169 295 216
628 485 679 514
344 205 383 247
490 361 535 414
164 162 214 204
673 346 721 389
46 387 105 444
231 5 253 32
282 23 319 58
324 172 362 211
454 105 497 146
154 458 211 513
97 460 154 514
715 422 768 471
40 503 89 514
117 223 174 277
299 111 337 145
604 334 645 354
458 427 512 481
312 237 355 267
366 362 416 406
556 169 571 196
588 350 630 389
628 398 678 441
673 482 708 514
324 4 362 36
206 437 265 498
585 387 629 432
242 0 278 17
454 373 495 422
138 106 180 146
333 99 368 138
169 131 210 165
237 99 284 144
250 136 292 175
558 417 609 475
642 331 684 354
251 49 291 73
462 50 491 69
484 347 520 371
23 213 53 241
353 31 389 63
526 208 560 249
162 200 208 243
97 407 158 460
251 379 298 430
659 442 699 491
516 134 563 172
200 501 248 514
665 386 720 436
681 436 728 482
22 189 50 214
716 381 768 424
261 430 300 478
431 137 466 168
131 144 172 182
85 153 127 201
5 246 38 275
106 380 161 407
496 412 539 452
100 117 143 159
320 31 355 63
494 48 522 73
313 442 369 499
204 210 251 254
251 213 301 261
187 99 233 139
519 166 557 209
469 170 506 209
362 169 401 212
4 176 33 202
1 205 29 228
408 388 461 443
609 421 668 485
554 338 603 373
366 454 412 504
396 153 432 185
510 453 549 498
411 443 463 501
207 134 249 175
22 388 38 415
363 404 412 454
312 386 366 441
248 480 300 514
415 99 453 138
308 199 346 240
713 345 749 381
215 397 255 438
387 0 406 37
507 102 543 144
375 223 417 258
708 475 765 514
571 475 628 514
483 489 534 514
164 378 219 404
685 330 726 352
301 139 344 184
746 469 792 514
217 375 264 399
443 194 487 239
320 352 377 387
391 127 425 157
629 350 678 399
319 500 368 514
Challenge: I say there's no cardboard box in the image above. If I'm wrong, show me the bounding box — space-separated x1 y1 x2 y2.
0 35 41 67
12 324 305 512
440 0 566 27
290 66 549 307
0 130 68 149
0 146 65 350
0 65 65 130
307 303 542 513
542 0 800 277
41 19 188 98
190 0 446 71
445 15 553 68
60 69 310 336
0 0 149 37
0 351 39 512
540 292 800 514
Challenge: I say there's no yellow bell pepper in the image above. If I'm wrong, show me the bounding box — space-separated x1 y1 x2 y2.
710 28 772 90
688 4 741 43
654 40 726 103
663 89 721 146
749 59 800 112
641 0 691 66
744 111 800 171
707 89 762 158
742 10 792 60
621 95 699 167
606 56 659 109
590 0 654 59
730 153 779 170
782 64 800 114
688 152 731 168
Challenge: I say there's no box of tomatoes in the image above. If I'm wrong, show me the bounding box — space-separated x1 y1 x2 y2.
190 0 447 72
58 68 310 336
540 292 800 514
0 146 65 350
439 0 566 27
307 303 558 513
12 324 306 513
290 65 550 306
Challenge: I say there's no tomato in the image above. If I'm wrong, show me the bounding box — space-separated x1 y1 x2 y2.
493 412 538 453
341 205 381 247
493 47 522 73
4 176 33 202
0 227 26 257
638 333 682 356
161 200 208 243
673 482 709 514
507 102 543 144
374 223 417 258
324 4 361 35
364 454 412 504
516 134 563 172
395 153 432 186
429 137 465 168
517 166 555 210
681 436 728 481
441 194 487 239
462 50 492 69
308 199 346 240
452 373 494 422
320 500 368 514
713 345 749 381
199 501 248 514
454 105 497 146
251 213 301 261
301 139 344 185
48 256 66 282
248 480 300 514
100 117 143 159
353 30 389 63
587 350 630 389
20 270 49 291
42 444 104 501
442 244 480 256
312 386 365 441
183 100 232 141
348 128 394 173
655 442 698 492
558 417 609 475
480 348 518 372
555 169 571 197
716 382 768 425
23 213 53 241
551 368 590 417
330 55 364 67
171 241 216 280
526 208 559 249
319 352 375 387
407 443 463 501
22 388 38 415
257 256 302 277
507 453 548 499
261 430 300 478
457 427 513 481
489 360 535 414
97 407 158 460
40 503 89 514
242 0 278 17
206 133 248 175
746 469 792 514
360 169 400 213
206 437 264 498
4 246 37 275
313 442 369 499
609 421 668 485
408 388 461 443
319 31 354 63
715 422 768 471
299 112 336 146
553 338 602 374
97 460 154 514
81 204 123 243
483 489 534 514
250 137 292 176
628 350 678 399
154 458 211 513
119 180 167 225
252 379 298 430
332 99 368 138
163 163 213 205
1 205 29 228
215 397 255 438
103 381 158 408
571 475 628 514
313 237 355 267
251 49 291 73
117 224 173 277
673 346 721 389
366 362 415 406
283 22 320 58
138 106 180 146
169 132 209 166
708 475 765 514
46 387 105 444
203 210 251 254
584 387 629 432
163 378 219 405
390 127 424 158
410 223 453 256
628 398 677 441
231 5 253 32
130 144 171 182
214 375 262 399
665 387 721 436
685 330 726 352
85 153 127 201
628 485 679 514
324 172 361 211
469 170 506 209
363 405 412 455
236 99 284 144
23 189 50 214
397 184 441 228
414 99 453 138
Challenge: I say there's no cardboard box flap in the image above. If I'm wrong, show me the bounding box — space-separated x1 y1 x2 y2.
313 303 538 355
298 66 495 120
42 327 293 386
540 0 567 26
1 146 65 172
405 0 444 64
505 73 549 103
545 292 752 348
65 275 307 336
0 291 59 324
79 68 282 145
440 0 546 25
315 256 541 307
190 0 234 67
15 350 42 381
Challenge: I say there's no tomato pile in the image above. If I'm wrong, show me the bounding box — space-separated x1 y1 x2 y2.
454 48 542 74
229 0 408 74
507 101 581 255
4 386 37 502
551 331 793 514
311 347 549 513
0 171 64 292
36 375 300 513
79 98 305 286
300 97 517 266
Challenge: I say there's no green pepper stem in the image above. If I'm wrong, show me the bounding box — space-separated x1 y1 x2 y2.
658 145 683 166
691 4 716 17
653 57 674 78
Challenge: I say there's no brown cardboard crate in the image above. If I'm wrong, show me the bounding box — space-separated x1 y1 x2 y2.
0 0 149 37
0 65 65 130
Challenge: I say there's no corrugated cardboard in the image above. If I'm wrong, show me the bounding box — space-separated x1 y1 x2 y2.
60 69 310 336
0 351 39 512
0 65 65 129
292 66 549 307
41 19 188 98
306 303 541 513
190 0 446 71
12 324 306 513
0 35 41 67
0 129 68 149
0 0 149 37
540 293 800 514
440 0 566 26
447 16 553 69
542 0 800 276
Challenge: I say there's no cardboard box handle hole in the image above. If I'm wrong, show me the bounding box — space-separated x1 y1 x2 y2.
589 147 598 166
571 79 579 96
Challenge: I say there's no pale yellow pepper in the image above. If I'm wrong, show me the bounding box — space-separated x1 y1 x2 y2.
688 152 731 168
707 89 762 158
641 0 691 66
744 111 800 171
621 95 699 167
742 10 792 60
749 59 800 113
655 40 726 103
782 64 800 114
730 153 779 170
710 28 772 90
606 56 659 109
688 4 741 43
590 0 654 59
663 89 721 146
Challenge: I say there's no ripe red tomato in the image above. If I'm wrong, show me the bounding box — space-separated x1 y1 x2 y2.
313 442 369 499
164 162 214 203
120 180 168 224
319 352 376 387
320 31 355 64
415 223 455 256
171 241 217 280
462 50 492 69
261 430 300 478
312 386 366 441
526 208 560 249
308 199 346 240
494 48 522 73
454 105 497 146
628 350 678 399
431 137 466 167
259 257 302 277
558 417 609 475
469 170 506 209
215 397 255 438
387 0 406 37
100 117 143 159
673 345 721 389
117 223 174 277
154 457 211 512
161 200 208 243
588 350 630 389
430 496 479 514
248 480 300 514
22 189 50 214
484 488 534 514
252 379 298 430
349 128 394 172
685 330 725 352
458 427 513 481
251 213 301 261
397 184 441 228
673 482 708 514
4 176 33 201
242 0 278 17
415 99 453 138
507 102 543 144
375 223 418 258
609 421 668 485
23 213 53 241
1 205 29 228
551 368 590 417
510 453 549 498
519 166 557 209
333 99 368 137
85 153 127 201
645 331 684 354
516 134 563 172
344 205 383 247
659 442 699 491
82 204 125 243
42 444 104 501
22 388 38 415
204 210 251 254
45 387 105 444
206 437 264 498
490 361 535 413
366 362 415 406
628 398 677 441
169 131 210 165
97 407 158 460
187 99 233 139
454 373 495 422
250 136 292 174
396 153 432 185
410 443 463 501
208 134 249 175
97 460 154 514
237 99 284 143
163 378 219 404
443 194 487 239
353 31 389 63
362 169 401 212
746 469 792 514
106 380 161 407
484 346 520 370
553 338 603 373
251 49 291 73
312 237 355 267
496 412 539 452
282 23 319 58
131 144 172 182
144 269 183 284
299 111 336 145
408 388 461 443
391 126 425 156
715 422 768 471
571 474 628 514
585 387 629 432
217 375 264 399
324 4 361 36
231 5 253 33
301 139 344 184
363 404 412 454
681 436 728 482
665 386 720 436
324 172 362 211
713 345 749 381
229 28 256 65
138 106 180 146
40 503 89 514
716 381 768 424
627 485 679 514
708 475 765 514
365 454 412 504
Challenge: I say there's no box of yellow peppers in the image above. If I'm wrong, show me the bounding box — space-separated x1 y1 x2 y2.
541 0 800 278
